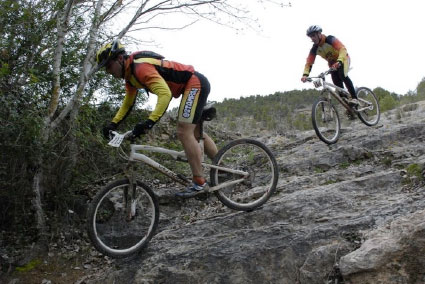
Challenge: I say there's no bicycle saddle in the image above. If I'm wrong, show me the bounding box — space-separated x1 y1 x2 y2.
201 104 217 121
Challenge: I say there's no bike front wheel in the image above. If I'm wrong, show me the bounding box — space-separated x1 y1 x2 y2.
356 87 380 126
87 179 159 258
210 139 278 211
312 96 341 144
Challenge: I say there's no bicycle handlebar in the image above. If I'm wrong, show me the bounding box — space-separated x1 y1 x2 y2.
108 130 133 148
306 68 335 80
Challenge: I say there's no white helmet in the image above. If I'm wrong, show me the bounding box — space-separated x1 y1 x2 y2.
306 25 322 36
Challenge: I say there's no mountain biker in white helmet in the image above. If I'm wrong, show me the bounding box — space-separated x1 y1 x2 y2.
301 25 358 105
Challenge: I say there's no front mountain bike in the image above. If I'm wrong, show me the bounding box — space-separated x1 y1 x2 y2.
87 106 278 258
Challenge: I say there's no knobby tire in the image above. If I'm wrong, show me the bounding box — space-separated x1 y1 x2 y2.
312 96 341 144
356 87 380 126
210 138 278 211
87 179 159 258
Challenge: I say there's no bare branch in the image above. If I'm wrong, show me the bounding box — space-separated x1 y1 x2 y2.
129 19 199 33
98 0 123 23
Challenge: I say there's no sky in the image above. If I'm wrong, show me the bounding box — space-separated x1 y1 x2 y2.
131 0 425 109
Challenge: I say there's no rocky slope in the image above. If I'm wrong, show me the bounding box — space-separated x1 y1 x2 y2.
88 101 425 284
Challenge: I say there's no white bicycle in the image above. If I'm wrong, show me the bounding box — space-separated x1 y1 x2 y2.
306 69 380 144
86 106 279 258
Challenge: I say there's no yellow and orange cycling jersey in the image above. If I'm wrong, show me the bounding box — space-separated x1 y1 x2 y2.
111 52 199 125
303 34 350 77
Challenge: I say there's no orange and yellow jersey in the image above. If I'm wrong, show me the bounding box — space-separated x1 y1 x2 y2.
111 51 195 124
303 34 350 77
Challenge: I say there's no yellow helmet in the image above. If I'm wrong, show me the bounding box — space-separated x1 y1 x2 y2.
96 39 125 68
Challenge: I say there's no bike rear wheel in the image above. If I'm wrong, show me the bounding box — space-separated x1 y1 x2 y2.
87 179 159 258
210 139 278 211
312 96 341 144
356 87 380 126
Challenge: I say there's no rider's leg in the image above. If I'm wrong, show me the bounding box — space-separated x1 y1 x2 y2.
330 69 344 90
331 67 357 99
175 72 215 197
177 123 218 182
194 124 218 160
343 76 356 98
177 122 204 180
204 133 219 160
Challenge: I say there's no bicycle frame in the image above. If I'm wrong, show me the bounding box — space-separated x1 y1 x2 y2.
308 69 371 114
110 131 249 194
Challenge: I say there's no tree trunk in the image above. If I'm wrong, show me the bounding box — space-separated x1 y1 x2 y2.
31 168 48 250
29 0 77 251
63 100 81 188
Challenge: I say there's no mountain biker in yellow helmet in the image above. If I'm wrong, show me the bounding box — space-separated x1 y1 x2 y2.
301 25 358 104
96 39 218 198
96 40 126 69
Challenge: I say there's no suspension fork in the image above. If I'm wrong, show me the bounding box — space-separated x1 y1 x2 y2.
319 92 333 122
321 95 327 121
123 162 137 221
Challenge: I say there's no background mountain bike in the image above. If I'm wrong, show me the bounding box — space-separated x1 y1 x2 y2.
306 69 380 144
87 106 279 258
